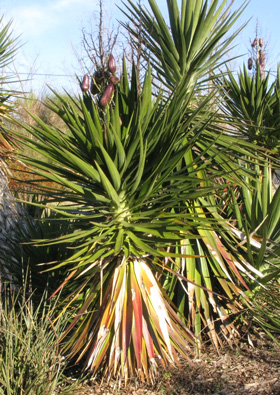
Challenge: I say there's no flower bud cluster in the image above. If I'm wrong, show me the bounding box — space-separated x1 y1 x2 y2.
81 54 119 107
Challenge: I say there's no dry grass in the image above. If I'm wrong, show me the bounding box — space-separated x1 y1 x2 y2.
66 331 280 395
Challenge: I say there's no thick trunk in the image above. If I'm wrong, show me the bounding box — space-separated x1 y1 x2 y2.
0 158 22 286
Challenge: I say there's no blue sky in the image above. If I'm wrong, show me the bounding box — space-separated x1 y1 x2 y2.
1 0 280 96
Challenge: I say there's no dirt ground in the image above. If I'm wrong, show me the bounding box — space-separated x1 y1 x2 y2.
72 332 280 395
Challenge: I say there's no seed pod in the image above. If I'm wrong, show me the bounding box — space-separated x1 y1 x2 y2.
248 57 253 70
259 38 264 47
252 37 257 47
109 75 120 85
108 54 116 73
100 84 115 106
81 74 90 92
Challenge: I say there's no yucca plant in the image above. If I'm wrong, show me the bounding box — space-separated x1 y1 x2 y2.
222 159 280 278
121 0 248 93
9 54 251 382
0 16 20 154
218 64 280 152
217 64 280 281
0 197 77 296
119 0 276 348
243 282 280 343
212 60 280 341
0 16 19 121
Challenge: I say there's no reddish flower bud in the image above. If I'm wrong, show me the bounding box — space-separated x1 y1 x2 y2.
100 84 115 106
110 75 119 85
259 38 264 47
248 57 253 70
252 38 257 47
108 54 116 73
81 74 90 92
